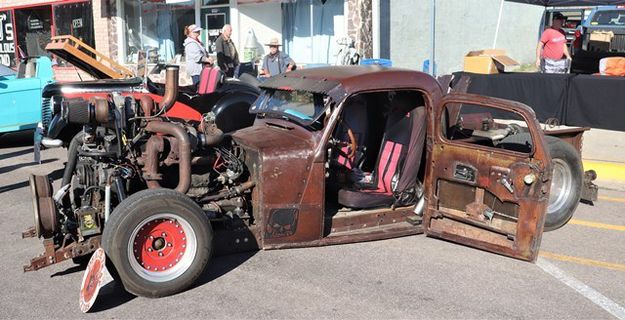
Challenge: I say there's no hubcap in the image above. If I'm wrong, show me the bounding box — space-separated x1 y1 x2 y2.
548 159 573 213
128 213 197 282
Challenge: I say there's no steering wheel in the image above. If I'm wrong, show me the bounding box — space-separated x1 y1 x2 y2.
345 128 358 159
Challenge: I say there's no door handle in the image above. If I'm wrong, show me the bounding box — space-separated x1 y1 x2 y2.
500 176 514 194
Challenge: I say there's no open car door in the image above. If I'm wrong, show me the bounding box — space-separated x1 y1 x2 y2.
424 93 552 262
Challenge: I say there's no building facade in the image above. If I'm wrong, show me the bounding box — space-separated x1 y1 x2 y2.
0 0 545 77
0 0 358 72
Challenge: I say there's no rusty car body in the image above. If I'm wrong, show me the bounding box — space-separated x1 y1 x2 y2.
24 65 556 298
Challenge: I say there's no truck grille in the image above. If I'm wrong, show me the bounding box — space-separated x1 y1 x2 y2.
612 34 625 52
41 97 52 129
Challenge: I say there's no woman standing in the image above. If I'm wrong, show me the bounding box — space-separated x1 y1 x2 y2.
183 24 213 85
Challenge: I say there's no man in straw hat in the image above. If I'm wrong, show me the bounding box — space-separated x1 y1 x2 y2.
260 38 295 78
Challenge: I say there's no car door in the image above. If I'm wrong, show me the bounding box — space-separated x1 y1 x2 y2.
0 60 43 133
423 93 552 262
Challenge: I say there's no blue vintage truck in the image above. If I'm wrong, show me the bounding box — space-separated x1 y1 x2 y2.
0 56 54 134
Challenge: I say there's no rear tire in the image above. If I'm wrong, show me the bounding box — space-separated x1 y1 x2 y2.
499 134 582 231
102 189 213 298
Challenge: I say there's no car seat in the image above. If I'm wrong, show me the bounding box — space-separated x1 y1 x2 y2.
197 66 224 94
337 103 426 209
335 96 368 170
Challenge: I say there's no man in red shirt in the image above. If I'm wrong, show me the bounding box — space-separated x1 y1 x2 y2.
535 12 572 73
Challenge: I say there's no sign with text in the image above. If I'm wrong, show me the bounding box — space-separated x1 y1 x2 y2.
72 18 83 29
0 10 15 67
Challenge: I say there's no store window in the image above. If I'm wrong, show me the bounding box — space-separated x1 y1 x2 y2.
15 6 53 58
123 0 195 64
282 0 344 64
0 10 15 67
54 2 95 47
0 1 95 68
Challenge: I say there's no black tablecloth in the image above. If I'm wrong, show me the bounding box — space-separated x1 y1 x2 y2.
567 75 625 131
454 72 625 131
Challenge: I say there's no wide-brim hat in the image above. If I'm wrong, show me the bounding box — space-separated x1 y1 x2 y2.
265 38 282 47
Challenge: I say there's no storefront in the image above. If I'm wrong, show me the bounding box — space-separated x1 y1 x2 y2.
117 0 346 67
0 0 94 68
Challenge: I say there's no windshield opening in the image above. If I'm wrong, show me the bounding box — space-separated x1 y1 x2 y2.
591 10 625 26
251 89 329 128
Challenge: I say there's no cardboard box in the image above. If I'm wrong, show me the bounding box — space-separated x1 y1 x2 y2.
463 49 520 74
589 31 614 43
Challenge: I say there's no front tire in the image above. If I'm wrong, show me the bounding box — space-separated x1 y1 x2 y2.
102 189 213 298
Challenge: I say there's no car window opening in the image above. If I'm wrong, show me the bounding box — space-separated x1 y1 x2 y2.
324 90 427 222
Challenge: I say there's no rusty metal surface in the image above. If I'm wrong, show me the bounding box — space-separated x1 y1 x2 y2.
24 236 101 272
159 66 179 113
261 66 443 104
232 119 324 246
327 207 417 234
423 93 552 262
544 127 590 154
144 121 192 193
265 223 423 250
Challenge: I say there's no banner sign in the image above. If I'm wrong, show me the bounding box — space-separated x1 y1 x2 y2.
0 10 15 67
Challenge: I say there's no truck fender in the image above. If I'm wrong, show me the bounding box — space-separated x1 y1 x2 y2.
212 92 258 133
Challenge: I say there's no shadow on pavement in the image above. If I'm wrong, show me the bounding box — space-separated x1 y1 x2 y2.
192 251 258 290
0 158 57 175
0 168 64 194
90 282 136 313
0 130 35 148
51 265 85 277
0 148 34 161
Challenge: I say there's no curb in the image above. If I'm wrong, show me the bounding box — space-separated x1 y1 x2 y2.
583 160 625 191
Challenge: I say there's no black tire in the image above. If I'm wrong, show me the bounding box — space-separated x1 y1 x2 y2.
102 189 213 298
499 133 583 231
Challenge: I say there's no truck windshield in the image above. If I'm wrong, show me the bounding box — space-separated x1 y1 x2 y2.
590 10 625 26
251 89 328 127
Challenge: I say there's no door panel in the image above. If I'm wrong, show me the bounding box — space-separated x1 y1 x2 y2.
424 93 552 261
0 78 41 132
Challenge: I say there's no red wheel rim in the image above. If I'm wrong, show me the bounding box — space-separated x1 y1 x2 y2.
132 218 187 272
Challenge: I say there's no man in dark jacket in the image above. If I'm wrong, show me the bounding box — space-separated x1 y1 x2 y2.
215 24 239 78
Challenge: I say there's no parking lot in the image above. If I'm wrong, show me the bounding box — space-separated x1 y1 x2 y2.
1 130 624 319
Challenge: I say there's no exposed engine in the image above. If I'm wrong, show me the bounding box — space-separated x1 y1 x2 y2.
24 66 254 271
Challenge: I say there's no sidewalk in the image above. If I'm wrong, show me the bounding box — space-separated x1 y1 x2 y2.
580 128 625 192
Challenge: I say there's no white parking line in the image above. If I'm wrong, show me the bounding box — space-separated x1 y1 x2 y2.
537 257 625 320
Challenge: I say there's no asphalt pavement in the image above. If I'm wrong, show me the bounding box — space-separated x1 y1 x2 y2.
1 130 624 319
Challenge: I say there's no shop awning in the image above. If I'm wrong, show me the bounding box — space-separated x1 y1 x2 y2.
504 0 625 6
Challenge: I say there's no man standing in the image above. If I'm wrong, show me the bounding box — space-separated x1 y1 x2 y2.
260 38 295 78
215 24 239 78
535 12 572 73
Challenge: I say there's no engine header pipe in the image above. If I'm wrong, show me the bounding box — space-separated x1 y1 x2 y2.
159 65 179 114
144 121 192 194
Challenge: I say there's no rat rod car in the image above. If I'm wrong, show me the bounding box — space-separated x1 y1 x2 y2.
24 65 565 298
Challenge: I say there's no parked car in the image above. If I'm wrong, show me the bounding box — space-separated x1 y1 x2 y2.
0 57 54 135
22 65 577 299
572 6 625 73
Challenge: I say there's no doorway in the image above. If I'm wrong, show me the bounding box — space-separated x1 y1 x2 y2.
201 6 229 54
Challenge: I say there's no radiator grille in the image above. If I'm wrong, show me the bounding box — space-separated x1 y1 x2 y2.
41 97 52 129
611 34 625 52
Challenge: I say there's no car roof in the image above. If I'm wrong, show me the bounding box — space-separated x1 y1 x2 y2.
259 65 442 101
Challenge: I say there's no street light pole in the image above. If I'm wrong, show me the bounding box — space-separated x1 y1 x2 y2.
429 0 436 76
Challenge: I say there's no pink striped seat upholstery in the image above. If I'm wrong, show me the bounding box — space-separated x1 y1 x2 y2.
338 105 426 209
